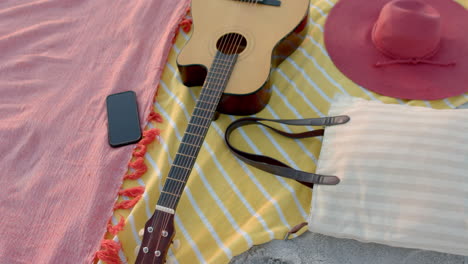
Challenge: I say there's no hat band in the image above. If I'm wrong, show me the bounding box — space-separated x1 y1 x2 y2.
374 58 456 67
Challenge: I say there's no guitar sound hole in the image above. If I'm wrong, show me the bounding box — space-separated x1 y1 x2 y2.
216 33 247 54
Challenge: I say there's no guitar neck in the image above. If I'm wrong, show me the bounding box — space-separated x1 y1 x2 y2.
156 51 238 211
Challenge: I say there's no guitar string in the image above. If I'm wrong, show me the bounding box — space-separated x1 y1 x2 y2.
143 4 249 263
142 0 259 262
160 0 259 214
149 27 242 264
154 0 262 253
154 0 262 251
141 1 245 259
156 0 247 214
153 0 262 261
157 0 255 218
161 0 260 210
154 7 249 229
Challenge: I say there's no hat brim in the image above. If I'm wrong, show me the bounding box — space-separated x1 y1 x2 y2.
325 0 468 100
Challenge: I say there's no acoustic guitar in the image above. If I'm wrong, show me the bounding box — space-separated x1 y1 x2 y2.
135 0 309 263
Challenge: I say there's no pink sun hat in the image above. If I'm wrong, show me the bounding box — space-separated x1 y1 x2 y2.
325 0 468 100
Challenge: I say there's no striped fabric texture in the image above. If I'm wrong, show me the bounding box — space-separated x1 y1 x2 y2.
105 0 468 263
309 97 468 257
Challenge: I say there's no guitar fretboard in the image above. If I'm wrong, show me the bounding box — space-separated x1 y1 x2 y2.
157 51 238 210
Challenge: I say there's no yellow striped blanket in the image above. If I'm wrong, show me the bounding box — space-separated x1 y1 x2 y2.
103 0 468 263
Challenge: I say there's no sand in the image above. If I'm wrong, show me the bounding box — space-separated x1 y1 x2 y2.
230 232 468 264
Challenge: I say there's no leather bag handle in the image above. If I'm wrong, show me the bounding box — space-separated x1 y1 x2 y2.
224 115 350 188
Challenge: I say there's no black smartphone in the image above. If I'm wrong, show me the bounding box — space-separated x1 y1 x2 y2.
106 91 142 147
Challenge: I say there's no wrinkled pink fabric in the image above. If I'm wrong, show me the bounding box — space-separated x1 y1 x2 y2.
0 0 189 263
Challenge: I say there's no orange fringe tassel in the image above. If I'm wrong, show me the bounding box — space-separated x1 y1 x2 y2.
114 195 142 210
139 129 160 145
172 7 192 44
147 111 163 123
118 186 145 198
132 144 147 158
95 240 122 264
179 18 192 33
125 157 147 180
107 217 126 236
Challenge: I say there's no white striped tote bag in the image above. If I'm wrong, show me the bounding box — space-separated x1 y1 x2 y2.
308 96 468 257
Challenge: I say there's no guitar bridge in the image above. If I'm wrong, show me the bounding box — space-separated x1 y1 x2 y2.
233 0 281 7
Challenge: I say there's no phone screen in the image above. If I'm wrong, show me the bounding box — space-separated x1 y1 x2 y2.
106 91 142 147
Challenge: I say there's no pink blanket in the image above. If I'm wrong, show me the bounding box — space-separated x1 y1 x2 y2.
0 0 189 263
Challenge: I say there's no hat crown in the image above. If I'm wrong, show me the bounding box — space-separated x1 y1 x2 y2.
372 0 441 59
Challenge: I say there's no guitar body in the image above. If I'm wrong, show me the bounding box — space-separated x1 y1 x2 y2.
177 0 310 115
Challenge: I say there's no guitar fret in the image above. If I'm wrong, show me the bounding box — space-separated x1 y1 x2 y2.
211 59 236 70
177 152 197 159
210 65 231 73
180 149 194 159
187 125 204 135
206 75 231 83
192 114 212 121
163 181 183 196
205 79 228 87
157 197 175 210
206 79 227 86
173 155 193 169
172 164 191 171
167 176 185 183
211 59 233 67
211 66 233 72
193 111 212 121
203 82 223 90
162 191 180 197
191 115 211 125
201 93 220 100
202 84 223 91
181 141 201 148
167 175 187 185
182 134 202 146
198 99 217 105
194 106 211 112
207 72 224 79
190 121 210 131
189 122 209 129
200 92 221 100
195 103 215 113
185 131 204 137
